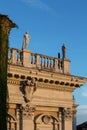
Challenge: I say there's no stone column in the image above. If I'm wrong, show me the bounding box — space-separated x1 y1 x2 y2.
59 111 62 130
17 109 20 130
72 104 77 130
72 111 76 130
22 104 35 130
59 108 65 130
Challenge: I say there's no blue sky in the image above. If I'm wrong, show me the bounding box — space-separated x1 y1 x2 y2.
0 0 87 124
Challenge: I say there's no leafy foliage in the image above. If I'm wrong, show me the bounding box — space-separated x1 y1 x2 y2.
0 14 17 130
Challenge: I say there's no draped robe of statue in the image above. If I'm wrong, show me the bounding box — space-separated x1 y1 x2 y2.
23 32 30 49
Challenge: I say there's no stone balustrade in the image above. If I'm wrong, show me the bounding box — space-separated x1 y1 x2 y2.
8 48 70 74
8 48 23 65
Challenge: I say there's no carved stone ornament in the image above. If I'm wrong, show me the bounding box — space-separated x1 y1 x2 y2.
64 108 72 119
22 104 35 119
42 115 51 124
20 77 37 103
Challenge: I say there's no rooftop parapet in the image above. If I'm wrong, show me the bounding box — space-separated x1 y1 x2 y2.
8 46 70 74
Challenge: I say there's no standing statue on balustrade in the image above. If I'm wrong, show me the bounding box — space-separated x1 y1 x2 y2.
62 44 66 58
22 32 30 49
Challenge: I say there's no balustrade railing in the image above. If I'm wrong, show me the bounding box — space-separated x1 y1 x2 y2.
8 48 23 65
8 48 70 74
30 53 63 70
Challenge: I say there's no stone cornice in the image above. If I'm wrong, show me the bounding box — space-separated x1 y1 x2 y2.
38 82 75 92
7 78 76 92
8 65 87 90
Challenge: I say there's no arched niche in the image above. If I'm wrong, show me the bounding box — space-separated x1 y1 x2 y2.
34 113 61 130
7 113 17 130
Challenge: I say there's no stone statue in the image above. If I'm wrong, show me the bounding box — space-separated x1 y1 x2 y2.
62 44 66 58
23 78 37 102
22 32 30 49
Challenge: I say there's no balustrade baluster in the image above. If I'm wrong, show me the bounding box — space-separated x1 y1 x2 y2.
11 49 16 64
36 54 40 67
40 57 42 66
34 55 36 64
31 54 34 64
42 57 44 67
32 55 34 64
58 59 61 69
44 57 46 67
17 52 20 62
47 58 49 67
61 61 63 69
50 59 52 68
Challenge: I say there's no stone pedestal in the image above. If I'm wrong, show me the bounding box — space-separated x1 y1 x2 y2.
23 49 31 67
62 58 70 74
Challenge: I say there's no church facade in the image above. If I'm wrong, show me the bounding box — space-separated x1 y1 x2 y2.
7 44 87 130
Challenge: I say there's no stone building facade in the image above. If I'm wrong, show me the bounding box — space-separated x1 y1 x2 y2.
7 44 87 130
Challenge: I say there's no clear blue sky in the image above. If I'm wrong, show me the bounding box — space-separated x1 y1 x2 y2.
0 0 87 125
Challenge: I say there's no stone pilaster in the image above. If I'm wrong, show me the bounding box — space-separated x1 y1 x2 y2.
64 108 72 130
22 104 35 130
72 111 77 130
72 103 78 130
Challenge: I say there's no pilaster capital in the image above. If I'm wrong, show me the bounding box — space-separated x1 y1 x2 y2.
22 104 36 120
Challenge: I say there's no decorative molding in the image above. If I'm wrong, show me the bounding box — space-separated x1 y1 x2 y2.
35 113 59 125
22 104 35 120
34 95 72 102
7 79 20 85
42 115 51 124
7 73 85 93
64 108 72 120
7 71 85 90
20 78 37 103
38 83 75 92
